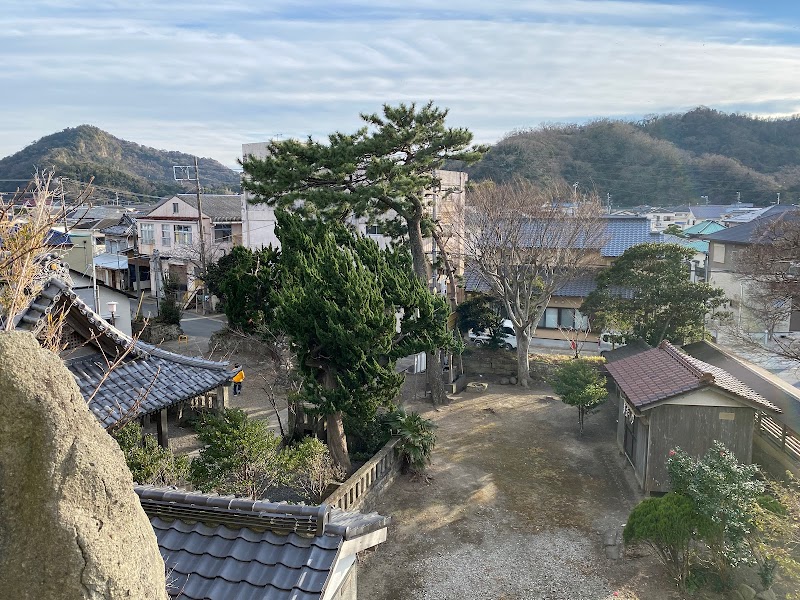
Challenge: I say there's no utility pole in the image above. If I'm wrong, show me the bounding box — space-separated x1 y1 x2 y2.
194 157 208 314
174 160 208 314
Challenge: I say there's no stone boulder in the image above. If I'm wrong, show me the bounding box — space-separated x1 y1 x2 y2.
0 331 168 600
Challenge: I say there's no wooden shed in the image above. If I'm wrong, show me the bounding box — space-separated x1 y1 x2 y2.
605 341 781 494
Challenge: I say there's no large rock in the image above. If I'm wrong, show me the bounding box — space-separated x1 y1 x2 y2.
0 331 167 599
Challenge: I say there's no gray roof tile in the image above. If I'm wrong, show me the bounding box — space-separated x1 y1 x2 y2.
135 486 389 600
12 273 233 427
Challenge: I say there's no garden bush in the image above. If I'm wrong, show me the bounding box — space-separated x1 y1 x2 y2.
114 422 189 486
624 493 704 590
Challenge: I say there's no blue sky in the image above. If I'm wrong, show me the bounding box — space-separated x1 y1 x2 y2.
3 1 800 169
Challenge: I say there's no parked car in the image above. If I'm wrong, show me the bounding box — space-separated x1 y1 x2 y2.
469 319 517 350
598 331 627 353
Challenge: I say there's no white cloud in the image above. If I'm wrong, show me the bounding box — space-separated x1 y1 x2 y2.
2 1 799 169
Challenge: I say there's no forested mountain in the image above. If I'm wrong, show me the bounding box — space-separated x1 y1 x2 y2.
0 125 240 201
468 108 800 208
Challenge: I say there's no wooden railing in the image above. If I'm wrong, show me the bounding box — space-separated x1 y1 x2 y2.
325 437 400 511
756 412 800 463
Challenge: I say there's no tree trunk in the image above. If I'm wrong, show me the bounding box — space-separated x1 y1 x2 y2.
408 216 446 404
326 411 351 473
515 327 531 387
578 405 585 435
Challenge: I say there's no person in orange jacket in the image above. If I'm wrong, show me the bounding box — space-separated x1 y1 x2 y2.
232 363 245 396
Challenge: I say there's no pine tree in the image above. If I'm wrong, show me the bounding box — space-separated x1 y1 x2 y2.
274 211 451 471
241 101 485 403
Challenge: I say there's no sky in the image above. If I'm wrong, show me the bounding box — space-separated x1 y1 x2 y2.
3 1 800 169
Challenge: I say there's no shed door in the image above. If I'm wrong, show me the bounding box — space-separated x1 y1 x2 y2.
624 415 637 465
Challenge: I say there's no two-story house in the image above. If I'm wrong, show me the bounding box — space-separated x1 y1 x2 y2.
464 216 705 347
137 194 242 301
703 205 800 334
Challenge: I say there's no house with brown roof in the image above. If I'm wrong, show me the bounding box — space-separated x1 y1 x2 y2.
604 341 781 493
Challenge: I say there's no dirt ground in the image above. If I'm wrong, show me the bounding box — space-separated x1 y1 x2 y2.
358 385 719 600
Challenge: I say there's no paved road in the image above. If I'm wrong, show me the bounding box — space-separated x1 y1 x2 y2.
179 313 227 338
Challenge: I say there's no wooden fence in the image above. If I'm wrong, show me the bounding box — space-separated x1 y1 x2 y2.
757 412 800 463
325 437 400 511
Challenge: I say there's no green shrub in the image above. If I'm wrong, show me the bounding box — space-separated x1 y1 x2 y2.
668 441 764 583
113 422 189 486
158 274 183 326
548 359 608 434
624 493 703 590
189 409 287 499
382 408 436 473
282 437 346 503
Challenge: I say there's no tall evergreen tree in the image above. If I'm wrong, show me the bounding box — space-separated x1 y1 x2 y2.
275 211 452 471
205 245 280 331
241 101 485 403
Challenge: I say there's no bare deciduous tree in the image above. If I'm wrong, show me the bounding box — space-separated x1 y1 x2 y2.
733 209 800 361
457 179 607 386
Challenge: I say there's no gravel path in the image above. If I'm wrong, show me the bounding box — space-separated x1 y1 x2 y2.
358 386 693 600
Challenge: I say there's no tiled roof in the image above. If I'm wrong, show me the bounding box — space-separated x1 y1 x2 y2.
135 486 389 600
69 346 233 428
176 194 242 222
601 217 662 257
13 273 234 427
600 339 651 363
553 274 598 297
703 206 799 244
101 215 137 237
605 341 780 412
683 220 725 236
690 203 754 220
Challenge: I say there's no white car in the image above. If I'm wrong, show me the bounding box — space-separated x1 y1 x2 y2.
469 319 518 350
598 331 627 353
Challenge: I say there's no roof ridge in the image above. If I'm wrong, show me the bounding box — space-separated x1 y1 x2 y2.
135 486 329 536
658 340 713 383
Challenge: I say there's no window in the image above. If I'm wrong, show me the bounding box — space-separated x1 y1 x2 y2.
713 243 725 263
140 224 154 244
174 225 192 245
538 307 586 330
172 202 179 214
161 224 171 247
366 224 382 235
214 224 233 242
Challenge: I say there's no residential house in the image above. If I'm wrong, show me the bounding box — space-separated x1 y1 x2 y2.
91 213 151 293
137 194 242 302
604 341 781 493
135 486 389 600
702 204 800 333
642 205 692 232
682 219 725 238
689 202 755 225
464 216 701 345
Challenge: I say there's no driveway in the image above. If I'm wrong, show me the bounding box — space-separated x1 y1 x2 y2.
359 386 687 600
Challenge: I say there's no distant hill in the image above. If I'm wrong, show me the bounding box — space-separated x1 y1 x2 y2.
0 125 241 201
468 107 800 208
